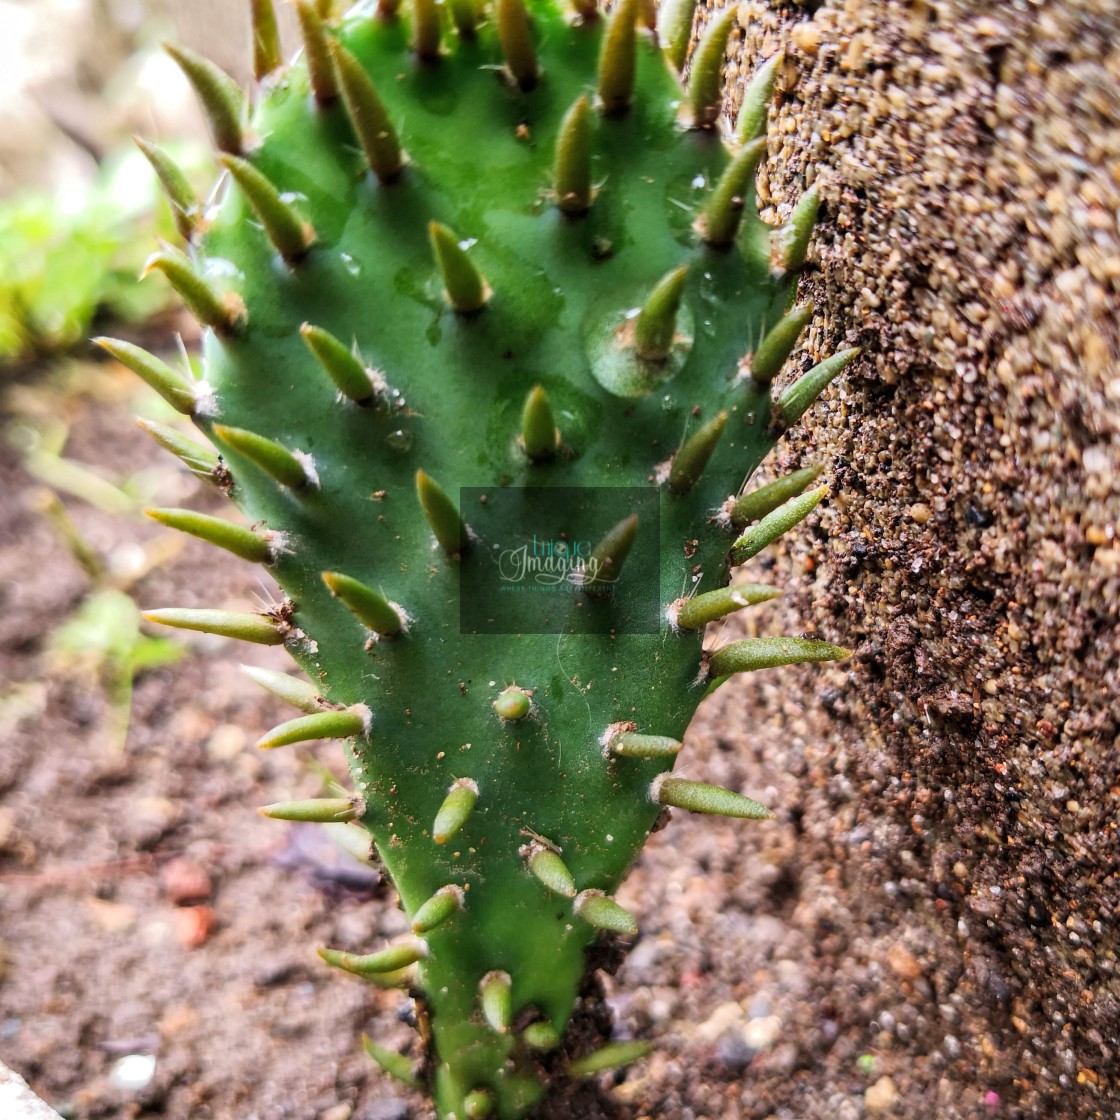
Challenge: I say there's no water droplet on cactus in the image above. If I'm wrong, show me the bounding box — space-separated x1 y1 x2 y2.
385 429 413 453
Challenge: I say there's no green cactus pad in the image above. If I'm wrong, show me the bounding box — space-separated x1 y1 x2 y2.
119 2 854 1116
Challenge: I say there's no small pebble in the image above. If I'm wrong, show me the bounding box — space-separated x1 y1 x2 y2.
865 1075 898 1113
109 1054 156 1092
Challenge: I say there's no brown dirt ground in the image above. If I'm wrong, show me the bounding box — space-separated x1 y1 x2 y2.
2 0 1118 1118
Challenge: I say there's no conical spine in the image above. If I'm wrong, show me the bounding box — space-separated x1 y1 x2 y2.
668 410 728 494
322 571 403 637
416 468 469 556
134 137 200 241
362 1037 419 1089
525 845 576 897
143 247 246 334
412 0 442 60
479 970 513 1033
429 222 489 313
729 486 826 565
657 0 698 72
433 778 479 844
707 636 851 678
607 731 682 759
240 664 323 713
700 137 766 248
521 386 559 461
652 774 771 819
687 6 736 128
774 186 820 274
597 0 638 115
553 96 592 215
497 0 538 89
135 418 220 481
331 42 404 183
736 52 782 143
749 301 814 384
583 513 638 594
779 348 861 426
573 890 637 936
411 885 464 933
673 583 780 629
94 337 196 414
212 424 311 490
256 706 369 749
297 0 339 103
145 506 274 564
259 797 361 822
143 608 287 645
249 0 283 80
300 323 377 404
569 1040 654 1077
319 941 427 976
165 43 245 155
728 464 823 528
634 265 688 362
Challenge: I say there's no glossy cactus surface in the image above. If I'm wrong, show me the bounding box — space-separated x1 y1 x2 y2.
104 1 857 1116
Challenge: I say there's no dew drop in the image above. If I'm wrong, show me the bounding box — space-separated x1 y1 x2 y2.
385 429 413 453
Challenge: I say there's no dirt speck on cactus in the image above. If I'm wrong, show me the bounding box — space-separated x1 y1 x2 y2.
107 1 856 1115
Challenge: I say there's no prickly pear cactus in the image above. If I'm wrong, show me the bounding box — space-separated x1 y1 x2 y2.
100 0 858 1115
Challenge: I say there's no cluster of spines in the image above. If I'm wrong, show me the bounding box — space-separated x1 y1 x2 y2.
99 0 860 1108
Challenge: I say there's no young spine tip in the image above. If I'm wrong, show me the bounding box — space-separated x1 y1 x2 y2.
700 137 766 249
607 731 682 759
255 705 370 749
479 970 513 1034
728 464 824 528
135 418 220 481
553 95 593 216
258 797 362 823
319 940 427 977
573 890 638 937
493 686 532 721
411 885 464 933
525 844 577 897
778 348 861 426
657 0 699 72
133 137 200 242
164 42 245 155
416 468 470 556
749 301 815 384
429 222 489 314
94 337 196 414
300 322 377 404
362 1037 419 1090
729 486 826 565
497 0 539 89
212 423 312 489
583 513 638 595
597 0 638 115
249 0 282 81
687 6 737 129
736 51 783 143
218 154 316 263
706 635 852 680
668 409 728 494
634 265 689 363
296 0 340 103
240 664 323 713
569 1040 654 1077
773 185 820 275
321 571 403 638
331 41 404 183
142 607 287 645
143 247 247 334
672 583 780 629
652 774 772 819
521 386 559 461
433 778 479 844
145 506 274 564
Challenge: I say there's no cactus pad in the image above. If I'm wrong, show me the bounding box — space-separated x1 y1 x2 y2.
106 1 857 1115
